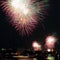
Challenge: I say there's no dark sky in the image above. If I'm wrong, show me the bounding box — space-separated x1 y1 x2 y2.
0 0 60 49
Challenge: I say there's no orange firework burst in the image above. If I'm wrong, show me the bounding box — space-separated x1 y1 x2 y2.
0 0 48 35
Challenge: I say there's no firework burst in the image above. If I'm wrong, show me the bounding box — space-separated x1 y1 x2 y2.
0 0 48 35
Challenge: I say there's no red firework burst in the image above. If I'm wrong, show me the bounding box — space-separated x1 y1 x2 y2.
0 0 47 35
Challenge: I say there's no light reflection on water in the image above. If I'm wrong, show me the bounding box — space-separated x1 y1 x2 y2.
18 58 37 60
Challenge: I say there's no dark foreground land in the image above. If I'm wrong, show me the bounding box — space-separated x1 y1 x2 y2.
0 48 60 60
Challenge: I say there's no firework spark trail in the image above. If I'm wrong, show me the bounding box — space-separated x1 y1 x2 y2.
0 0 48 35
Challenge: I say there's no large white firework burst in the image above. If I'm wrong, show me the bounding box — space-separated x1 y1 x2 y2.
0 0 48 35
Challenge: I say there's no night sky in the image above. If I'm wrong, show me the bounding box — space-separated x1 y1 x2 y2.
0 0 60 50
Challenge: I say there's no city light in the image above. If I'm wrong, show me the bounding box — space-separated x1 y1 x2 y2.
47 54 55 60
47 49 51 52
